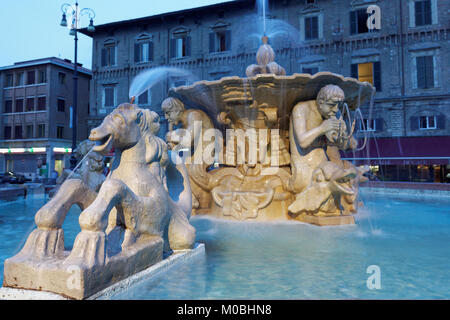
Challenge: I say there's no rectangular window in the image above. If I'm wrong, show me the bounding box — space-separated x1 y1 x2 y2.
57 126 64 139
170 36 191 58
4 126 12 139
26 125 33 138
15 98 24 113
416 55 434 89
305 16 319 40
4 100 13 113
5 74 13 87
302 67 319 74
104 87 115 107
57 98 65 112
360 119 376 131
415 0 432 26
37 124 45 138
38 69 47 83
137 90 149 105
209 30 231 53
37 96 46 111
58 72 66 85
26 97 35 112
134 41 154 63
27 71 35 85
419 115 436 129
351 62 381 91
350 9 370 34
14 125 23 139
101 45 116 67
15 72 24 86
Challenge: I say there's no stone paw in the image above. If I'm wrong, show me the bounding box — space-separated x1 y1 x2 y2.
17 228 65 259
63 230 106 269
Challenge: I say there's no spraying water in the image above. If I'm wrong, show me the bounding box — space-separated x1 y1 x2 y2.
128 67 197 102
256 0 268 36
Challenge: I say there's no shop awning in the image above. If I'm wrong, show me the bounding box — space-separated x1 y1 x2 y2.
341 136 450 165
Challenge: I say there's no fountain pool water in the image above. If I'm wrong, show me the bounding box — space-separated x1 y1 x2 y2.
1 192 449 299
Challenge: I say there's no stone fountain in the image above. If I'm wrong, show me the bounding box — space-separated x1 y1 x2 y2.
1 36 373 300
166 36 374 225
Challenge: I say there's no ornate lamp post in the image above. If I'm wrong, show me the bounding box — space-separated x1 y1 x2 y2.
60 2 95 169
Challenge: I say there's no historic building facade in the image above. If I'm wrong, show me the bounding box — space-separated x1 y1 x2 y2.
81 0 449 182
0 57 92 179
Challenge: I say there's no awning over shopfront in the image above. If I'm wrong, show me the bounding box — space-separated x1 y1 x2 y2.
341 136 450 165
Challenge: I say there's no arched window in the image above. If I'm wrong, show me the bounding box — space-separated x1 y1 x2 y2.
101 38 116 67
134 34 153 63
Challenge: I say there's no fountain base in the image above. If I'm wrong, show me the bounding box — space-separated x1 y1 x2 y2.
1 243 205 300
293 214 355 226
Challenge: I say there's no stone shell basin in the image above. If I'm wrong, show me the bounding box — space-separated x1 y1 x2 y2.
169 72 375 131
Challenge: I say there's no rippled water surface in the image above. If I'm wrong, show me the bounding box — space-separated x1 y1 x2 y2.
1 192 449 299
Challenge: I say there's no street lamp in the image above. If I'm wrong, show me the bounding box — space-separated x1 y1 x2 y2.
60 2 95 170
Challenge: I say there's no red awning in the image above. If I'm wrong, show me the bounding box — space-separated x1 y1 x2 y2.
341 136 450 165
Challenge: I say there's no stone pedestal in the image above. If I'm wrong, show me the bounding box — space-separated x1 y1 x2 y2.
3 235 163 300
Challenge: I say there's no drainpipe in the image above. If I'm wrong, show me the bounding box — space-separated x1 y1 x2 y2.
399 0 407 137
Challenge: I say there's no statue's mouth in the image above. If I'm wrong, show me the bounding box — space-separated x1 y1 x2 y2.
92 134 113 153
332 173 356 195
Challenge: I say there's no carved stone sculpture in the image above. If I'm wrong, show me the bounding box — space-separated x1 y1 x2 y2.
287 84 362 219
3 103 195 299
51 139 105 199
162 97 219 213
168 38 374 224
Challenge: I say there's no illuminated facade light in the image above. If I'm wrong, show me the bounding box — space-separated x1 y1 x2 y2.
0 147 47 154
53 147 72 153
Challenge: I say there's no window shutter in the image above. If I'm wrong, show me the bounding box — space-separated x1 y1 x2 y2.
312 16 318 39
415 1 423 26
351 63 358 79
111 46 116 65
148 42 154 61
225 30 231 51
436 115 446 129
373 61 381 91
375 118 383 131
350 11 357 35
186 36 191 56
410 116 419 130
101 48 107 66
423 0 432 25
134 43 140 63
425 56 434 88
170 38 176 58
209 33 215 53
416 56 426 89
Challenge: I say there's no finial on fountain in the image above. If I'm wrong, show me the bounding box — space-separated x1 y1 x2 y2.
245 36 286 77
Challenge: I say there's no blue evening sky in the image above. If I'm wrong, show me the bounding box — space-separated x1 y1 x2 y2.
0 0 234 69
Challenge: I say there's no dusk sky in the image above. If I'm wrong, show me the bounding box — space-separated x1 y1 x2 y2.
0 0 234 69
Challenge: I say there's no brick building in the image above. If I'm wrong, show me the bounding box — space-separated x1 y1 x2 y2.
80 0 449 182
0 57 92 179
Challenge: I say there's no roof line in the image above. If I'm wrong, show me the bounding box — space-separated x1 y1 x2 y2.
79 0 253 37
0 58 92 76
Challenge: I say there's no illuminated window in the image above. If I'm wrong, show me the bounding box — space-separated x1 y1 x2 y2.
351 62 381 91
